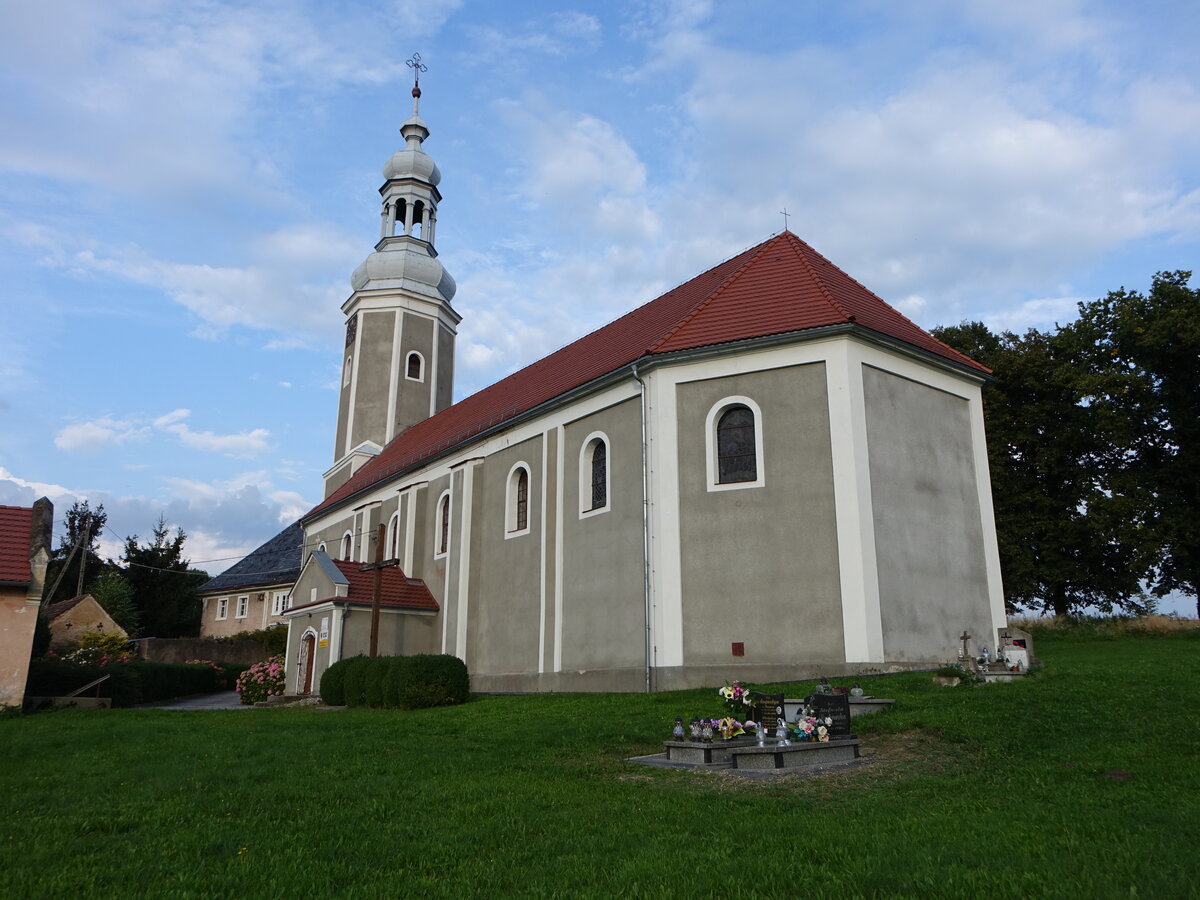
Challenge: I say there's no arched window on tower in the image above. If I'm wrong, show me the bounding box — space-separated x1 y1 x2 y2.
393 198 408 236
387 512 401 561
412 200 425 238
406 351 424 381
341 531 353 561
716 405 757 484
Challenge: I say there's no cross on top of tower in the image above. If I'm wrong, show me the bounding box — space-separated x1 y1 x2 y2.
406 52 428 116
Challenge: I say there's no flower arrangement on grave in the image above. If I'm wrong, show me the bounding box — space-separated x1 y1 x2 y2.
714 717 747 740
235 655 286 705
718 681 752 720
788 705 834 743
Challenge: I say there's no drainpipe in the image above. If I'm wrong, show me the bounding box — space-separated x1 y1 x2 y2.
632 362 653 693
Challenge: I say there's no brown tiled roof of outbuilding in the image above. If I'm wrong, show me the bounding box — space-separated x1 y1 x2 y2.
306 231 988 521
0 505 34 584
289 560 439 613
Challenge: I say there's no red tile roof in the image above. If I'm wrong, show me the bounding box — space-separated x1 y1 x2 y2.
306 231 988 520
291 559 439 612
0 505 34 584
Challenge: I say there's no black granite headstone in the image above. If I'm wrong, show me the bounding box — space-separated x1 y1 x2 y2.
804 692 852 739
749 692 785 731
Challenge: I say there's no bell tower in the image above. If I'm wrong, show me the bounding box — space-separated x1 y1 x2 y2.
325 54 460 499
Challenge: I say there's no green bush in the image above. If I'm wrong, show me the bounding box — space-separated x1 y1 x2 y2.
318 657 349 705
25 659 142 707
382 656 407 708
393 654 470 709
127 662 223 703
341 656 371 708
363 657 388 709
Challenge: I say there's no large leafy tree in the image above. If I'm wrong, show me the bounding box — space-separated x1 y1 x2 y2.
933 323 1152 616
87 569 141 638
43 500 107 604
1063 271 1200 605
120 516 209 638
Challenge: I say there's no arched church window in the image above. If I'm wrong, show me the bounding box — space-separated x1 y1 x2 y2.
579 433 610 516
717 406 757 483
436 492 451 557
506 464 531 536
387 512 401 561
344 355 353 387
341 531 353 560
705 397 765 491
406 351 424 381
393 198 407 236
412 200 425 238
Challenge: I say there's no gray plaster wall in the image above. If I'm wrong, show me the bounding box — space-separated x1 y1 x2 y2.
465 436 543 677
436 324 455 412
675 363 844 668
862 366 993 661
340 610 439 662
334 345 352 461
560 400 646 672
540 429 558 675
396 313 433 434
351 310 396 449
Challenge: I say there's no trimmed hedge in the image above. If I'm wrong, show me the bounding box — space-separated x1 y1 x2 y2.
318 654 469 709
25 659 247 708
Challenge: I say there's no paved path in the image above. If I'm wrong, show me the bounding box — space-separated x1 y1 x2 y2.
139 691 247 710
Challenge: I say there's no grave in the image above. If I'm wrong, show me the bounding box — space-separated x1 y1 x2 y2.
652 735 861 772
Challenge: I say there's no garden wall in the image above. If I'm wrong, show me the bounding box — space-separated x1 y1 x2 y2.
132 637 267 666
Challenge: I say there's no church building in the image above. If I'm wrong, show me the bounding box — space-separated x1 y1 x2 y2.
280 83 1008 695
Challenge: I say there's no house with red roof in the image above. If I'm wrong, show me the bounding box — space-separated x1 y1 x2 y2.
0 498 53 707
279 94 1007 695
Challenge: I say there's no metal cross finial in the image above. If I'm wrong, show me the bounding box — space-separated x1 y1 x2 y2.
780 207 791 231
406 52 427 87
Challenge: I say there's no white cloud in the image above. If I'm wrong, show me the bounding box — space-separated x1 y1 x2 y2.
154 410 271 458
54 416 147 453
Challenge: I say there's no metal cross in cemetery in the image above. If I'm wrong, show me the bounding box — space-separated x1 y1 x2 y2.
959 630 972 661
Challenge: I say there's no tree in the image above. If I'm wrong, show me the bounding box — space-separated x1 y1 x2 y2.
120 516 209 638
933 323 1152 616
87 568 141 638
43 500 107 604
1064 271 1200 604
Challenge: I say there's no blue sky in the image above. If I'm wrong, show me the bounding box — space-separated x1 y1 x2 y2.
1 1 1197 612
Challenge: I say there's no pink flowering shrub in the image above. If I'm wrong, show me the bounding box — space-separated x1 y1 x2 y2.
235 655 286 705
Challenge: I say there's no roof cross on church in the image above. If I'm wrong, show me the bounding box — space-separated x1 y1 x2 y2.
406 52 427 115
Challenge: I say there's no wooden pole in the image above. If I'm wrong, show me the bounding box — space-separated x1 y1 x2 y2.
369 523 384 657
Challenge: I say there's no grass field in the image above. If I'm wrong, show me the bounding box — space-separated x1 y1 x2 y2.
3 629 1198 898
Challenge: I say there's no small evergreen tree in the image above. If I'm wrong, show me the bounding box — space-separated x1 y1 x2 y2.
120 516 208 638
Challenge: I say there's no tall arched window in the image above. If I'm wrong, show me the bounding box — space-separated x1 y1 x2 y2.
341 531 353 560
590 441 607 509
506 464 531 536
406 351 424 381
437 492 451 557
706 397 765 491
387 512 401 561
717 406 757 483
579 432 611 517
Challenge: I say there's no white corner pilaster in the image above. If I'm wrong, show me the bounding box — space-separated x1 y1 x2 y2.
826 341 885 663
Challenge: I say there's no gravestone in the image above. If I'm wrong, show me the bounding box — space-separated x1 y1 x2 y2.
804 692 853 739
749 692 785 731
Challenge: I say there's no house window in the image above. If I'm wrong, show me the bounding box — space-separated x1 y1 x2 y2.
506 464 531 537
435 492 451 557
341 531 353 560
405 351 424 382
271 592 288 616
705 396 765 491
236 596 249 619
216 597 228 620
578 432 611 517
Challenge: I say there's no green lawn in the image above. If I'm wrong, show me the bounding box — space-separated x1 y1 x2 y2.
3 632 1198 898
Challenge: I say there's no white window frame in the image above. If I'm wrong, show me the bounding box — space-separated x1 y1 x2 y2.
318 542 327 554
705 395 766 492
216 597 228 620
578 431 611 518
271 591 289 616
341 530 354 560
405 350 425 383
236 595 249 619
505 462 532 539
434 490 452 558
343 355 353 386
